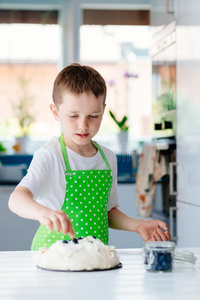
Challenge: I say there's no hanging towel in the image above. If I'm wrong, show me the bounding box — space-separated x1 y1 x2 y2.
135 144 168 217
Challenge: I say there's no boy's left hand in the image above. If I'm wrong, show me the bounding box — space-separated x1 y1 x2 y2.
136 219 171 242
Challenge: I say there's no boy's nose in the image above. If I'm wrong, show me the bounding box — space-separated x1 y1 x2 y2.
79 118 88 131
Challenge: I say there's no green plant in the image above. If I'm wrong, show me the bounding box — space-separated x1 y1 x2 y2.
158 88 176 111
0 142 7 152
13 76 34 136
109 110 129 131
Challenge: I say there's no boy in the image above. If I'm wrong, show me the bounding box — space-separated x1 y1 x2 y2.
9 63 170 250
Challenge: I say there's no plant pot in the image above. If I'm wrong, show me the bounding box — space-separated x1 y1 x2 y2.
117 131 128 153
15 136 30 153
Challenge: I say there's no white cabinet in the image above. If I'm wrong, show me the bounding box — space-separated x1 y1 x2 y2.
177 201 200 247
150 0 176 27
109 183 144 248
0 186 39 251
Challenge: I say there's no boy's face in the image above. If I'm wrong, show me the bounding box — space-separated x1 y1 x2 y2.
50 91 105 150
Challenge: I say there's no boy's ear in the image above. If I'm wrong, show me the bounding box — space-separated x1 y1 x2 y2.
50 104 60 121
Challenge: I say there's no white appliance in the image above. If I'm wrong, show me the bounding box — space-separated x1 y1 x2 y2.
151 0 200 247
176 0 200 247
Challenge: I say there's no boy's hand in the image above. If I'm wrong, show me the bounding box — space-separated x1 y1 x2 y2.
136 219 171 242
38 208 75 238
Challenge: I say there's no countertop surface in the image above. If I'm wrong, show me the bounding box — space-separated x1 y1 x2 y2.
0 248 200 300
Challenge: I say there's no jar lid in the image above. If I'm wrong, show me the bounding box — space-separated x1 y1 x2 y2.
144 241 176 250
174 249 197 265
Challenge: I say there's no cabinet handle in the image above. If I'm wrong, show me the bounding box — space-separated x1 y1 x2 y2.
166 0 174 14
169 162 177 196
169 206 177 241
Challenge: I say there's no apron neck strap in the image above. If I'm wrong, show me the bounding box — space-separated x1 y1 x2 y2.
59 134 111 171
59 134 71 171
92 141 111 169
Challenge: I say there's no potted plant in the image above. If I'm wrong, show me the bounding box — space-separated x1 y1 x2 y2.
0 142 7 154
12 76 34 153
109 110 129 153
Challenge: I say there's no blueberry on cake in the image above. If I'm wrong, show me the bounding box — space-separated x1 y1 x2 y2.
35 236 120 271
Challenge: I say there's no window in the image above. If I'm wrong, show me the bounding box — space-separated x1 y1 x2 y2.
0 8 152 154
80 25 152 152
0 10 61 152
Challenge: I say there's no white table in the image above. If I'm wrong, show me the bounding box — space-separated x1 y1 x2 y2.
0 248 200 300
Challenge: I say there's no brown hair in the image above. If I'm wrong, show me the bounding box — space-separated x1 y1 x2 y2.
52 63 107 107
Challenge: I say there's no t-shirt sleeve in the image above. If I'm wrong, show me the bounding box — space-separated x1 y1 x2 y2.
107 152 119 211
18 148 53 201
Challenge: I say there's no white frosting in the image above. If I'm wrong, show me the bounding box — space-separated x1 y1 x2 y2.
35 236 120 271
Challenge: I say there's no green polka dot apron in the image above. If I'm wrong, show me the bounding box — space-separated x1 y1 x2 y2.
31 134 113 250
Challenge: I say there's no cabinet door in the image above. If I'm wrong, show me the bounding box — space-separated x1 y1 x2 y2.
177 201 200 247
109 184 144 248
0 186 39 250
150 0 176 26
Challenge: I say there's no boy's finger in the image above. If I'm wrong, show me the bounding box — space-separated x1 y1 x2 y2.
153 231 162 241
156 228 168 241
165 230 171 240
158 221 168 231
61 219 70 235
53 218 61 233
149 235 156 242
69 222 75 238
47 221 53 231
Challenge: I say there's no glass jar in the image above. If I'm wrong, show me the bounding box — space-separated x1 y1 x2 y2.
143 241 175 272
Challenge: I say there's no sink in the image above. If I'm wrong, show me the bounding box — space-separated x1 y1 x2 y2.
0 164 27 184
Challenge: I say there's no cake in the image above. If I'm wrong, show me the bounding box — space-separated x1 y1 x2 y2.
35 236 121 271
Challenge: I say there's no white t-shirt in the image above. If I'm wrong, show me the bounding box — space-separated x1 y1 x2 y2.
19 136 119 212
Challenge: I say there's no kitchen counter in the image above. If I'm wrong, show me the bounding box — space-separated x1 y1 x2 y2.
0 248 200 300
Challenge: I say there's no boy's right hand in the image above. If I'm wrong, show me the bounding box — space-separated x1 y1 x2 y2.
38 208 75 238
8 186 74 239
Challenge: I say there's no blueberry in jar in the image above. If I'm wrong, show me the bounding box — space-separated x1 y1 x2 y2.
144 242 175 272
152 251 172 271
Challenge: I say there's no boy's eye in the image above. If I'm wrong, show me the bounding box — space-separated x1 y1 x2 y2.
89 115 98 118
70 115 78 118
